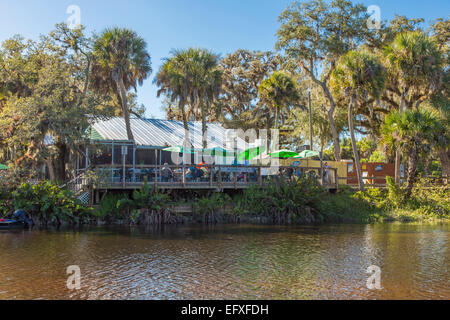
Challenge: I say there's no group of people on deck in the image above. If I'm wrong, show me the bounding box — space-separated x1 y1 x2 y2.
160 162 209 182
160 161 333 184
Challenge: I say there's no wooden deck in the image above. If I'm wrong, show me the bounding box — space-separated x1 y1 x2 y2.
74 164 340 192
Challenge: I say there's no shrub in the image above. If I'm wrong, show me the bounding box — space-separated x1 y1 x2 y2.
232 176 328 224
117 180 171 212
352 177 449 221
194 193 232 223
11 181 92 226
95 193 129 220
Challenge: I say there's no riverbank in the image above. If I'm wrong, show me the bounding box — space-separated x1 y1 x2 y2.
1 177 447 227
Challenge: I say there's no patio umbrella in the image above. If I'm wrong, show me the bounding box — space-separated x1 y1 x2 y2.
204 147 235 158
269 149 300 159
293 150 320 159
237 146 265 162
163 146 196 154
0 164 8 170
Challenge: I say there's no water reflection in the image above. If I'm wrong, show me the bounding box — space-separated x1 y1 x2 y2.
0 223 448 300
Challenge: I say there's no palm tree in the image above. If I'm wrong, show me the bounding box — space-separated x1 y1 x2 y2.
92 28 152 141
155 53 191 147
331 50 386 191
155 48 221 149
384 31 444 182
382 109 444 198
259 71 299 151
188 49 222 149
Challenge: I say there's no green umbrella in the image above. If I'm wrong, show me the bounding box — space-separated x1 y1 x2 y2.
269 149 300 159
293 150 320 159
163 146 196 154
0 164 8 170
238 146 265 162
204 147 235 158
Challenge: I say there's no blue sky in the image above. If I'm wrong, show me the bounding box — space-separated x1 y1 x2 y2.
0 0 448 119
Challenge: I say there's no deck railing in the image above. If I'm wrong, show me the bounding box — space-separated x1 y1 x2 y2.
86 164 339 190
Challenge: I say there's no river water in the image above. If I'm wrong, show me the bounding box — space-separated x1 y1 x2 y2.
0 223 448 300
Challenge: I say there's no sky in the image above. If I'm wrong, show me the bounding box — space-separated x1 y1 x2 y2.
0 0 448 119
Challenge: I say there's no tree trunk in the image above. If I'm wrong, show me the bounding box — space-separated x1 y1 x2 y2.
201 100 208 149
439 148 450 183
307 64 341 160
46 160 56 182
349 97 365 192
272 107 279 153
320 139 324 186
405 145 419 199
54 142 68 182
395 95 406 184
328 106 341 161
46 141 68 183
320 83 340 161
179 96 191 148
274 107 279 131
116 76 134 142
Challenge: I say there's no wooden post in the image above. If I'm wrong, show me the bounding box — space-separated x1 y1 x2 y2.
111 142 114 183
132 146 136 183
154 149 158 187
258 167 263 187
335 169 339 189
210 167 213 187
85 146 89 169
122 145 126 188
320 158 324 186
159 149 162 182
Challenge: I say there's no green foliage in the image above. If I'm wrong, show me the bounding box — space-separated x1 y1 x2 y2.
11 181 91 225
155 47 222 145
353 177 449 221
382 109 444 153
92 27 152 141
276 0 368 67
259 72 299 115
117 180 171 212
367 151 388 163
92 27 152 92
0 24 117 182
385 31 443 95
217 50 284 129
320 191 383 223
331 49 386 101
382 108 446 194
232 176 328 224
194 193 232 215
0 186 12 216
95 193 129 220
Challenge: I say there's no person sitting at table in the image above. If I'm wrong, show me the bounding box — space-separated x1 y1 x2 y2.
161 163 173 182
196 166 205 180
186 166 198 181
